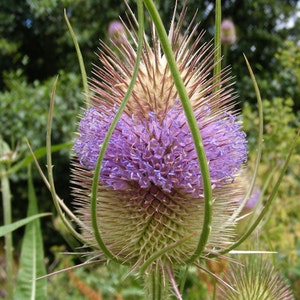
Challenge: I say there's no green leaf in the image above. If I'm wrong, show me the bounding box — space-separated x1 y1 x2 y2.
0 213 50 237
14 167 48 300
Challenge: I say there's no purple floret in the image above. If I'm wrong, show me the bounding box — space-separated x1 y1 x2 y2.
74 105 247 198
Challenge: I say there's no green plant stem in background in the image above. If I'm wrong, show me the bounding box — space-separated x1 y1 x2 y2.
213 0 221 93
1 169 14 299
0 140 14 299
143 0 213 264
222 45 228 69
45 76 86 243
147 268 170 300
64 9 89 106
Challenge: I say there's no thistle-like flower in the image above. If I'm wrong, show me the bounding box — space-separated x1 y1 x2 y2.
218 256 294 299
220 19 236 46
108 20 127 45
72 7 247 297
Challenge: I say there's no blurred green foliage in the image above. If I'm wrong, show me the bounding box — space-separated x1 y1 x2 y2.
247 39 300 110
243 97 298 158
275 40 300 101
0 70 82 153
48 249 145 300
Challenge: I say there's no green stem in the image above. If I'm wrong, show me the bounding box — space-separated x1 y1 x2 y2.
146 268 169 300
46 76 86 243
143 0 212 264
179 266 189 296
0 163 14 299
213 0 222 93
222 45 228 69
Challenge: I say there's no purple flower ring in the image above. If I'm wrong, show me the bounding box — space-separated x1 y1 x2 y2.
74 104 247 198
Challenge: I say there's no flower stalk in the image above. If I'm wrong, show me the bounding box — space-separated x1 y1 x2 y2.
0 140 14 299
146 268 170 300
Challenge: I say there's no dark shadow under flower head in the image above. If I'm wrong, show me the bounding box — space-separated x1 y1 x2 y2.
72 6 248 269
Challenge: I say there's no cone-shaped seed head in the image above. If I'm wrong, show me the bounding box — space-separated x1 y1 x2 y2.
72 10 248 267
219 256 294 299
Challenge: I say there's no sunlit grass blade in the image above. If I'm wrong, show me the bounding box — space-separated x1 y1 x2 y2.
14 166 47 300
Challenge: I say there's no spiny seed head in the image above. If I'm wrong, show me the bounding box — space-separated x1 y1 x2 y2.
219 256 294 300
72 9 248 268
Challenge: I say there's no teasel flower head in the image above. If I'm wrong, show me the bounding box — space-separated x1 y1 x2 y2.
72 6 247 280
108 20 127 45
219 256 294 299
221 19 236 46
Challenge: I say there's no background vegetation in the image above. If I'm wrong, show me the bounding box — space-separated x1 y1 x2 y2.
1 0 299 298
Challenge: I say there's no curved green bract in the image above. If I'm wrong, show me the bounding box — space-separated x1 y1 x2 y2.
227 54 264 224
46 76 86 243
217 57 299 255
90 0 145 262
64 10 89 106
143 0 213 264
